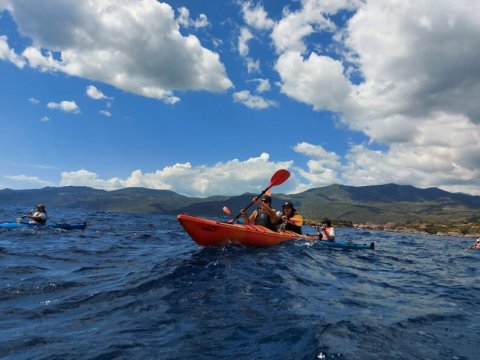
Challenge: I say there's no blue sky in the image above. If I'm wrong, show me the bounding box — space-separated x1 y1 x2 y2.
1 0 479 197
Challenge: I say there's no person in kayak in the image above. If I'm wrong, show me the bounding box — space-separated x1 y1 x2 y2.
466 238 480 250
318 218 335 240
241 195 278 231
276 201 303 234
21 204 48 224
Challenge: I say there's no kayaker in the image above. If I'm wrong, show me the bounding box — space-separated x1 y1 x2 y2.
277 201 303 234
21 204 48 224
466 238 480 250
318 218 335 240
241 195 278 231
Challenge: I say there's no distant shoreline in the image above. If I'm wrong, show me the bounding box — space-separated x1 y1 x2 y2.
352 223 480 238
305 218 480 238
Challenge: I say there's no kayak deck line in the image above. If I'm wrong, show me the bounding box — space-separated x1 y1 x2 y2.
0 221 87 230
317 239 375 250
177 214 375 249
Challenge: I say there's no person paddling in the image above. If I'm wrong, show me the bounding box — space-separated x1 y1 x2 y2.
466 238 480 250
318 218 335 241
241 195 278 232
21 204 48 224
277 201 303 234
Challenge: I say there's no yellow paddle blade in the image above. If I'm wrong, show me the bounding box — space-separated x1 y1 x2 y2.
291 215 303 226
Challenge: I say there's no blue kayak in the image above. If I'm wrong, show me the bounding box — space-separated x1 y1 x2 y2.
318 239 375 250
0 222 86 230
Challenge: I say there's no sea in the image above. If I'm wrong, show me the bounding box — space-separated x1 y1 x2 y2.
1 206 479 360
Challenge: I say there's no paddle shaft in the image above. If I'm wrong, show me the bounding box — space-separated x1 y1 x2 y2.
230 189 270 224
229 169 290 224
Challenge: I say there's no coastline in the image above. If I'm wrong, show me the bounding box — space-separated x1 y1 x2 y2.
305 218 480 238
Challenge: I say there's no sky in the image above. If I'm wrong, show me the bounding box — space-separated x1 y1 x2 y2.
1 0 480 198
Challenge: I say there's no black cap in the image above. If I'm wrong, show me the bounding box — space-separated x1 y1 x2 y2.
282 201 294 208
322 218 331 226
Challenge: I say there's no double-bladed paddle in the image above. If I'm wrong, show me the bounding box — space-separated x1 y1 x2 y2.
228 169 290 224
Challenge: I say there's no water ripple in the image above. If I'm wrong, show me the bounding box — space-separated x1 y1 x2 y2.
0 208 479 359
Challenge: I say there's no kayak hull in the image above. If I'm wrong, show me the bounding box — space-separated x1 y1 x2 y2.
0 222 86 230
178 214 375 249
319 239 375 250
177 214 313 247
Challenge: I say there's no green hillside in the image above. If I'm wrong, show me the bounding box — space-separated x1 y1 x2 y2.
1 184 479 228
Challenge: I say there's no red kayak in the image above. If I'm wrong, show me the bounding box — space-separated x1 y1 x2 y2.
177 214 317 247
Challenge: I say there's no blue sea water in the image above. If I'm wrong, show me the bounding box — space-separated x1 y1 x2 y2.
1 206 479 360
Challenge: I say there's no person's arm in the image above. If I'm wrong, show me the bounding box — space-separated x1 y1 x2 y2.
254 198 277 222
321 226 335 240
281 214 303 226
241 209 256 225
28 212 47 223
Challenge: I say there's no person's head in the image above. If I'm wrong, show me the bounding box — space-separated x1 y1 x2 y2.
321 218 332 227
260 195 272 206
281 201 296 215
36 204 46 211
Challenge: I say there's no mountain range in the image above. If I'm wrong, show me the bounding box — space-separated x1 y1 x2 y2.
1 184 480 224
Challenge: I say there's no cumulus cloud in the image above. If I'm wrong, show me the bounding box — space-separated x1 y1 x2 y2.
60 153 294 196
86 85 112 100
47 100 80 114
1 0 232 104
238 27 253 57
269 0 480 195
275 51 351 112
254 78 271 93
270 0 350 55
28 97 39 104
233 90 277 109
241 1 274 30
177 7 209 29
0 35 26 68
99 110 111 117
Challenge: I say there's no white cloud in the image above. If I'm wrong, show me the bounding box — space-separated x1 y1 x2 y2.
270 0 351 55
268 0 480 195
100 110 111 117
254 78 271 93
0 35 26 68
41 116 49 122
60 153 294 196
233 90 277 109
238 27 253 57
86 85 111 100
177 7 209 29
28 97 39 104
9 140 480 195
21 47 63 72
275 51 350 112
241 1 274 30
2 0 232 104
5 174 55 187
47 100 80 114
